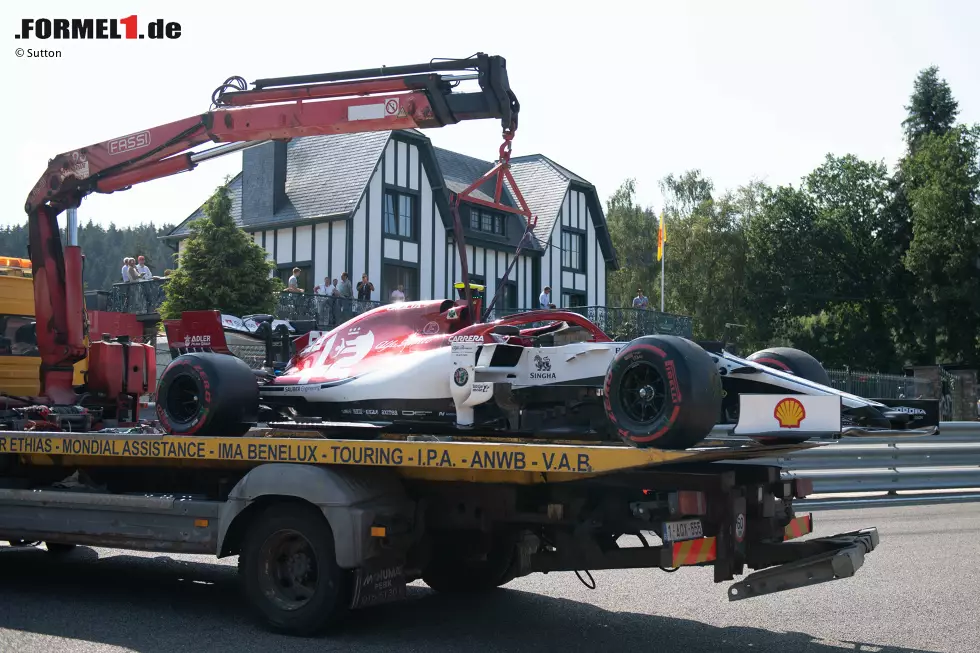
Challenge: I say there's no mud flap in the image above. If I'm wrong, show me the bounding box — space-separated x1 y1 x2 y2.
727 527 879 601
350 556 407 609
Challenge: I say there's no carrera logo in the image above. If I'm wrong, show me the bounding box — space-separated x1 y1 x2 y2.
108 131 152 155
774 397 806 428
450 335 483 342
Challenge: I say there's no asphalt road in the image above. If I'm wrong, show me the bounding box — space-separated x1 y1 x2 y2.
1 503 977 653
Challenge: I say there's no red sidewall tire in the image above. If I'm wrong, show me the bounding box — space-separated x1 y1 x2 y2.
156 352 259 437
603 336 722 450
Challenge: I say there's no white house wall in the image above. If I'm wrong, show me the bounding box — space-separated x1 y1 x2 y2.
536 187 607 308
443 240 533 309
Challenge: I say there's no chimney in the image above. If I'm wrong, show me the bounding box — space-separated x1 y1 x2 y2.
242 140 288 221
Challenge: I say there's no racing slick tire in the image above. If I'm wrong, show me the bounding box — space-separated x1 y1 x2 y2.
603 335 722 450
238 502 351 636
747 347 832 386
156 352 258 437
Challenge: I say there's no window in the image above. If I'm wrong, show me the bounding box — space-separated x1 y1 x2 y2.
469 208 506 236
382 263 419 303
562 291 587 308
0 314 38 356
384 190 416 240
496 280 518 310
561 230 585 272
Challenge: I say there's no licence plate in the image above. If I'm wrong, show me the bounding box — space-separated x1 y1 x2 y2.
663 519 704 543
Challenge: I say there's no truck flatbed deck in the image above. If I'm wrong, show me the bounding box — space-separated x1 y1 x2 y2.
0 428 820 483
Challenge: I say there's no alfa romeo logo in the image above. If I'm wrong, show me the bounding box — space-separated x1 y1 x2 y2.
453 368 469 386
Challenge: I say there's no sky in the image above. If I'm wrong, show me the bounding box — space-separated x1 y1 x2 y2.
3 0 978 232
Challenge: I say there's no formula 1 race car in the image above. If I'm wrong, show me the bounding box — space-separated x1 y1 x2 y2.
156 286 940 449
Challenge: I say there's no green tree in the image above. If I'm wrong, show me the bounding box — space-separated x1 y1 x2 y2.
901 125 980 366
659 171 760 342
604 179 660 307
902 65 959 155
159 180 279 319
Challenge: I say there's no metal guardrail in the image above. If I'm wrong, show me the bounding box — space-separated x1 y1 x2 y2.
716 422 980 510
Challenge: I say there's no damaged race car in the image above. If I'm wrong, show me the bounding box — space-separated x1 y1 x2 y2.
156 284 940 449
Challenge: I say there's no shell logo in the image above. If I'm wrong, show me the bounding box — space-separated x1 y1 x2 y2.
773 397 806 428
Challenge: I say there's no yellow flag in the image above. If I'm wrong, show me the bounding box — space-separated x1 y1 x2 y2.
657 212 665 261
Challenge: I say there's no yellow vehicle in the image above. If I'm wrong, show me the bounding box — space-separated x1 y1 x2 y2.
0 256 85 396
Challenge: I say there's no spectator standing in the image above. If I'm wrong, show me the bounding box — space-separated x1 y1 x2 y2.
356 273 374 300
285 267 304 293
314 276 338 326
390 284 406 303
632 289 649 309
135 255 152 280
336 272 353 321
539 286 552 309
356 273 374 313
121 257 132 282
126 259 140 282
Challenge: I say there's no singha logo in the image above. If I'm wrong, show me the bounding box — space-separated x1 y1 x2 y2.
534 355 551 372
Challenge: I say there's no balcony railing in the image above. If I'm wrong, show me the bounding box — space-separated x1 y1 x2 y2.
103 281 695 340
106 278 169 315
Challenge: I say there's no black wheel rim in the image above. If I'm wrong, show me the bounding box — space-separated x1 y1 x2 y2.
618 361 667 424
258 529 319 611
166 374 201 423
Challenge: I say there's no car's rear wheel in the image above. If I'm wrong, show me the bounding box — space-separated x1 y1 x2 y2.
746 347 831 386
603 335 722 449
156 352 258 436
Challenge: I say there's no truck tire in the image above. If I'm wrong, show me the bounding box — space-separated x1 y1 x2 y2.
156 352 258 437
238 503 350 636
747 347 832 386
603 335 722 449
421 530 517 593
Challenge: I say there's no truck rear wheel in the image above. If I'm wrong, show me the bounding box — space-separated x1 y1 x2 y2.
603 335 722 449
156 352 258 436
421 530 517 593
238 503 350 636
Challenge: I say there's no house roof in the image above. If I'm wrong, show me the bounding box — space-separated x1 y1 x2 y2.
165 130 617 267
432 147 518 207
168 131 391 237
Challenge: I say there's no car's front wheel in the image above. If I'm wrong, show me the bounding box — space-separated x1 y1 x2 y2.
602 335 723 449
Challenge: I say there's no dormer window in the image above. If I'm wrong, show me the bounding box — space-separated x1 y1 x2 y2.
469 208 506 236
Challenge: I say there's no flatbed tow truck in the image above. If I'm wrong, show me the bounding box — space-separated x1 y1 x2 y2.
0 425 879 635
1 54 880 636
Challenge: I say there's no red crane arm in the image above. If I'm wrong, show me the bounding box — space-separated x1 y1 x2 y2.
22 53 521 404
